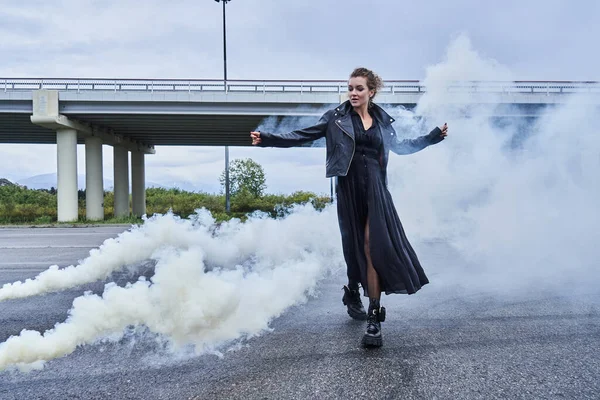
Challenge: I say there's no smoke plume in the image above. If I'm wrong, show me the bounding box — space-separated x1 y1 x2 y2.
0 206 343 371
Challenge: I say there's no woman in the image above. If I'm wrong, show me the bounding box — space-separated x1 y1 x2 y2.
251 67 448 347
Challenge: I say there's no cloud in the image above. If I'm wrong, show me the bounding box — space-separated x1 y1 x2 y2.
1 0 598 79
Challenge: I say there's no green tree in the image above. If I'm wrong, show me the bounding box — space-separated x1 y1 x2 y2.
220 158 267 197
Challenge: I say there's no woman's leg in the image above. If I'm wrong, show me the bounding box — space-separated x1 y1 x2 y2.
364 216 381 300
362 216 385 347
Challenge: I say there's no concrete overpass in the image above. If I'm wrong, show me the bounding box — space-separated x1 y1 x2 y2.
1 78 598 222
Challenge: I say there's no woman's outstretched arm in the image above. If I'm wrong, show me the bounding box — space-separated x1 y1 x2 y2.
251 110 333 148
389 123 448 155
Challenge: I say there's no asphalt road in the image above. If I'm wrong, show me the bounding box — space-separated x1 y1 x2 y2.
0 227 598 399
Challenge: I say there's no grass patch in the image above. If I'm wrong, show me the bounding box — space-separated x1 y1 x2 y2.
0 186 332 226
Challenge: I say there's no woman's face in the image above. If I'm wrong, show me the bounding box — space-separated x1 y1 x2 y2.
348 76 374 108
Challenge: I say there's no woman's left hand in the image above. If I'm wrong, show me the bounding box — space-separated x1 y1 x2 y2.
440 123 448 138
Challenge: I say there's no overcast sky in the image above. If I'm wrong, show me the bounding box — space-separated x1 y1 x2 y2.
1 0 599 194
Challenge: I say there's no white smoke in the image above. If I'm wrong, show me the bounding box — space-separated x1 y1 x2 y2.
0 216 203 301
387 34 600 294
415 34 514 117
0 206 344 372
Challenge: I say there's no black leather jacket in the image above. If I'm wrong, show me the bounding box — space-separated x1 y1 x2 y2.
259 100 444 178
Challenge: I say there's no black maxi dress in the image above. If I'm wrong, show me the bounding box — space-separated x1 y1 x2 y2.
336 109 429 297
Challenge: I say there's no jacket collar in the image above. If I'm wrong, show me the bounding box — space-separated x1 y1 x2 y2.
334 100 395 125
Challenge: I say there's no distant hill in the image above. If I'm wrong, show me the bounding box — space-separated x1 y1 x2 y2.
16 173 105 190
15 173 163 191
0 178 15 187
14 173 218 193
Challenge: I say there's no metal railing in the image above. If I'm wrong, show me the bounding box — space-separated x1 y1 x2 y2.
1 78 599 95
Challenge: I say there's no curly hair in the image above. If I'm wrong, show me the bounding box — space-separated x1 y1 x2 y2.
349 67 384 101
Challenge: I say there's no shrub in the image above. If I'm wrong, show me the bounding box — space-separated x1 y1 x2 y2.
0 184 331 223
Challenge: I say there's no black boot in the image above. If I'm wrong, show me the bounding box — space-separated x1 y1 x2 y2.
342 285 367 320
361 299 386 348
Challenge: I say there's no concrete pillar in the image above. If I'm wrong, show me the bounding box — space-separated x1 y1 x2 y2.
113 146 130 218
56 128 79 222
131 152 146 217
85 136 104 220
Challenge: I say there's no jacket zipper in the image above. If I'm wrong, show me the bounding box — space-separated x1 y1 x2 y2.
335 119 356 176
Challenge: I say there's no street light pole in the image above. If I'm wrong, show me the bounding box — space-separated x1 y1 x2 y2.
221 0 228 82
215 0 231 213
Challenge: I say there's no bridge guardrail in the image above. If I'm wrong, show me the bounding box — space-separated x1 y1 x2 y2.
1 78 599 95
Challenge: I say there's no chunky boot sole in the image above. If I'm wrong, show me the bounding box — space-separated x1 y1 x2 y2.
361 333 383 348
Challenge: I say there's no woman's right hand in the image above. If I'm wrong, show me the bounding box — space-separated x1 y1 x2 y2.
440 123 448 138
250 131 262 145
